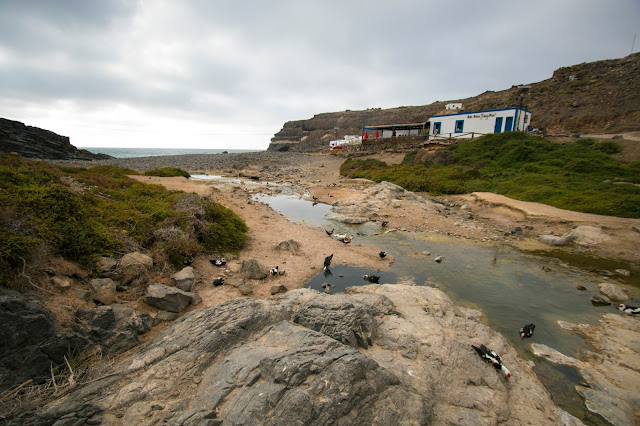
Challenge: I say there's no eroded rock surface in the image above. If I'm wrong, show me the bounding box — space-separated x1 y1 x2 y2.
327 181 435 223
11 285 566 425
535 316 640 426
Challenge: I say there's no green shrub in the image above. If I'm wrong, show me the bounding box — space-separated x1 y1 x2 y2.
200 201 248 252
594 140 622 154
402 150 418 164
144 167 191 178
340 158 387 177
339 133 640 218
0 155 249 286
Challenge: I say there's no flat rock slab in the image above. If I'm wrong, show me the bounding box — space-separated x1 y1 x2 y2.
16 286 565 425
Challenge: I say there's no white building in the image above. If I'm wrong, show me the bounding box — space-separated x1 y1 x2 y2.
329 135 362 149
445 103 462 110
428 107 531 140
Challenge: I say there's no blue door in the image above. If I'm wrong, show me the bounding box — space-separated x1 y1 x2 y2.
494 117 503 133
505 117 514 132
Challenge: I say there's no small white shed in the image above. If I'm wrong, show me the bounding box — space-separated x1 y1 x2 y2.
445 103 462 110
428 107 531 140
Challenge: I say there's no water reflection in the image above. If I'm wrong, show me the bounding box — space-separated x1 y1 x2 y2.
256 191 636 422
304 265 397 294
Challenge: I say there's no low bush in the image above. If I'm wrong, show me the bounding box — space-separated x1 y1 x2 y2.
594 140 622 154
339 133 640 218
144 167 191 178
0 155 248 287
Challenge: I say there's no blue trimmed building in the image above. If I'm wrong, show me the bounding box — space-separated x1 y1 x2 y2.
428 107 531 140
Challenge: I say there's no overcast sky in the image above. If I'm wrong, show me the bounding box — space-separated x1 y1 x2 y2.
1 1 639 150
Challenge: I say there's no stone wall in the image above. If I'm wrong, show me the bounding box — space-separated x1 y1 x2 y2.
362 135 426 150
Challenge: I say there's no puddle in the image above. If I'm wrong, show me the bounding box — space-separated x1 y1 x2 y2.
190 174 271 186
303 265 398 294
252 194 333 226
236 187 638 421
190 174 224 180
533 360 610 425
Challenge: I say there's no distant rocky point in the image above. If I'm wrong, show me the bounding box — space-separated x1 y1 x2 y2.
0 118 112 160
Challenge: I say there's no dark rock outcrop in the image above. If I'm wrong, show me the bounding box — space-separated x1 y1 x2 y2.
0 118 111 160
0 288 90 392
74 304 153 354
0 288 155 393
10 286 567 425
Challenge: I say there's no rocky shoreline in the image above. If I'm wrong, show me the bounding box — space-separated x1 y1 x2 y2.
7 286 574 425
55 150 640 266
11 150 636 425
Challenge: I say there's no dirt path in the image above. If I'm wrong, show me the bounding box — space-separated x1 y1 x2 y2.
582 131 640 141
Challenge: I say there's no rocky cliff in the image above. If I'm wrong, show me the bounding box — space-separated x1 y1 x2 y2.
0 118 111 160
7 286 573 425
269 52 640 152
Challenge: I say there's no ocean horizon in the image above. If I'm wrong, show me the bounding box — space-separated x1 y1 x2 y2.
79 147 263 159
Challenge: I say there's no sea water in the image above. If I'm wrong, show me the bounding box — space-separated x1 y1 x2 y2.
78 147 261 158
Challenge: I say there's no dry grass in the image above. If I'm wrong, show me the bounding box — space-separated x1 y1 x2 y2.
0 352 116 421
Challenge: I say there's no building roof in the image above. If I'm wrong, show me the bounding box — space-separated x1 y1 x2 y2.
430 107 531 119
363 122 428 131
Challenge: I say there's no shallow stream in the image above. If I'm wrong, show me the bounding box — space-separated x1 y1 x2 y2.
251 189 638 424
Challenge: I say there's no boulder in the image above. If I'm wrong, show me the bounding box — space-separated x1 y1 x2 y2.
537 234 567 246
275 239 300 254
96 256 118 277
590 294 611 306
598 282 629 302
75 304 153 354
227 278 253 296
563 225 610 246
51 276 72 288
0 288 89 392
72 288 91 301
172 266 195 292
118 252 154 285
270 284 288 295
15 286 565 425
240 258 268 279
615 269 631 277
88 278 117 305
144 283 194 313
155 311 179 322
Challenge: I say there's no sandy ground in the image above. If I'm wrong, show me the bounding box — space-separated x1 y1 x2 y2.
130 151 640 308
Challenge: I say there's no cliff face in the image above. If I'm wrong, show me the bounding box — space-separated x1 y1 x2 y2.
0 118 111 160
269 52 640 152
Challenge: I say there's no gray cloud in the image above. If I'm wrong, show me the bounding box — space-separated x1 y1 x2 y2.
1 0 638 149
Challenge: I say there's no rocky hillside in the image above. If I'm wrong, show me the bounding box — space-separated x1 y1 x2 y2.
0 118 110 160
269 52 640 152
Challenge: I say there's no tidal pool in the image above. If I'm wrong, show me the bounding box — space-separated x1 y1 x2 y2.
253 192 637 422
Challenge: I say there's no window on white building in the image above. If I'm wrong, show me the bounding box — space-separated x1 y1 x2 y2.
455 120 464 133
